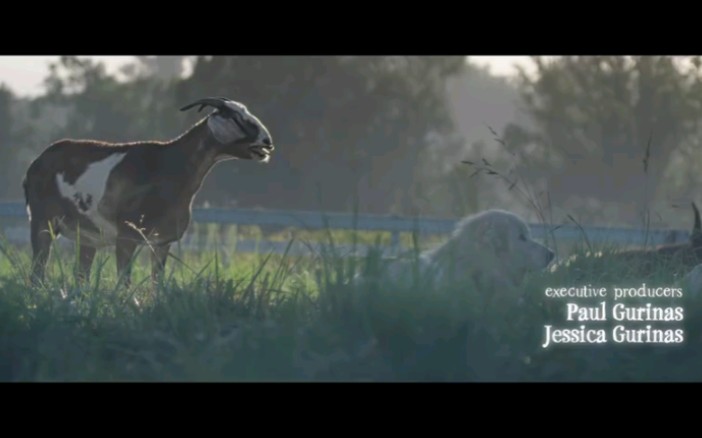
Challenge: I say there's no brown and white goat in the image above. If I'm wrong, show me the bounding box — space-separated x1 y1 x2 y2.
23 97 274 286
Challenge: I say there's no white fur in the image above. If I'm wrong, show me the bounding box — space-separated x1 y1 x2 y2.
26 204 31 223
55 152 127 246
367 209 554 293
207 102 272 146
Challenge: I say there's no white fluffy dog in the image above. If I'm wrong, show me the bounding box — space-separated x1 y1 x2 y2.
371 209 555 292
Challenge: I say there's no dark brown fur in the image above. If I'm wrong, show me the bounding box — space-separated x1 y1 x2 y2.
24 116 271 287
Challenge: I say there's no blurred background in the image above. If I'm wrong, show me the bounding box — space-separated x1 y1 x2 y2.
1 56 702 230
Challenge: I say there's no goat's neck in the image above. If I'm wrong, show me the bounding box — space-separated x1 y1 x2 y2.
168 119 221 199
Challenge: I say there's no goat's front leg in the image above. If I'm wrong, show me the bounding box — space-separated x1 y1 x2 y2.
116 237 138 288
151 243 171 284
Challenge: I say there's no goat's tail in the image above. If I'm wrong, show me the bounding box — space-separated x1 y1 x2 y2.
22 177 29 207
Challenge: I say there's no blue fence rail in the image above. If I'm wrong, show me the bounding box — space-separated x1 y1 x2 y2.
0 202 692 256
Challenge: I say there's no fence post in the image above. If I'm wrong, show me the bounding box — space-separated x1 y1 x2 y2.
390 230 400 255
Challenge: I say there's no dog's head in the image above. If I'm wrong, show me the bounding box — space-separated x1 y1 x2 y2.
453 209 555 283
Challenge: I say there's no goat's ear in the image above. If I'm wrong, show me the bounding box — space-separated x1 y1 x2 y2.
207 114 248 144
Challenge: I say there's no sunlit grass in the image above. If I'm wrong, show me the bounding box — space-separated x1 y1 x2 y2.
0 227 701 382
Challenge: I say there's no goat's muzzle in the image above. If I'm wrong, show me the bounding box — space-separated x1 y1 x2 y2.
249 144 274 161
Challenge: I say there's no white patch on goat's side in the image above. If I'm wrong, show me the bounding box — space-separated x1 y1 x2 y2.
26 204 32 222
55 152 127 245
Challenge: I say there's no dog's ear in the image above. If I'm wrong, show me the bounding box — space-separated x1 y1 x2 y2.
475 220 509 255
472 219 494 244
474 218 492 236
489 225 510 255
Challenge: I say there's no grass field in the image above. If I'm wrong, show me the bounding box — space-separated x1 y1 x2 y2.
1 227 702 382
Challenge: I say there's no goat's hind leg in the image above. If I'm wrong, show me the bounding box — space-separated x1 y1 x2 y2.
151 243 171 285
115 237 138 288
30 215 55 286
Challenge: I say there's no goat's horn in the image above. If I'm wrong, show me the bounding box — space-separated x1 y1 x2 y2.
179 97 230 113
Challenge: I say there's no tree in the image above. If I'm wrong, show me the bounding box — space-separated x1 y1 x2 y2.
174 56 466 214
38 56 174 142
503 56 702 223
0 84 12 149
0 84 15 198
121 56 190 80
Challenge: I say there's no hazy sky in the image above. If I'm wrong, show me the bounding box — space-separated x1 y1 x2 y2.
0 56 532 97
